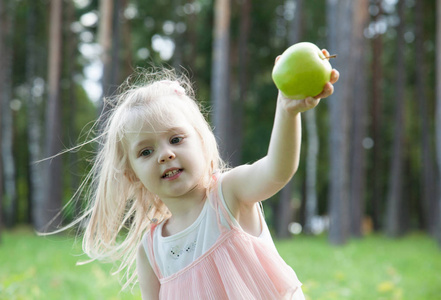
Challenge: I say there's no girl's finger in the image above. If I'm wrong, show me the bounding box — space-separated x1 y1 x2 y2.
314 82 334 99
330 69 340 84
322 49 330 59
305 97 320 108
275 55 281 64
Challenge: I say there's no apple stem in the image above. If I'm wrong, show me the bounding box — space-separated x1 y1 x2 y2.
324 54 337 60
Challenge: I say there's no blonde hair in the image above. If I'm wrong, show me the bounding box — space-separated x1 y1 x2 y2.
70 68 225 290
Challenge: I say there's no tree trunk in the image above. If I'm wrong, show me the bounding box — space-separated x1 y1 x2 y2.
0 0 17 228
121 0 132 81
349 0 369 238
26 0 44 227
370 0 384 232
275 0 304 238
415 0 436 235
229 0 251 167
436 0 441 247
301 0 317 233
172 0 184 70
304 108 319 235
38 0 64 232
0 0 4 239
187 0 199 77
288 0 303 44
110 0 122 94
98 0 114 114
211 0 231 163
65 0 81 219
386 0 407 238
276 182 295 238
326 0 353 245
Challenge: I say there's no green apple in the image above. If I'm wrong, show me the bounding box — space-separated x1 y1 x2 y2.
272 42 333 99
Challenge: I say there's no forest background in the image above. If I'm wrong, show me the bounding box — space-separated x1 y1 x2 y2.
0 0 440 249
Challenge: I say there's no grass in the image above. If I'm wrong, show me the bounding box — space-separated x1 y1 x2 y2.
276 233 441 300
0 227 140 300
1 227 440 300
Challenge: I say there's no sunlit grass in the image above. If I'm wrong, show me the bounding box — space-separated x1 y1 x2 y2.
0 227 141 300
1 227 440 299
276 233 441 300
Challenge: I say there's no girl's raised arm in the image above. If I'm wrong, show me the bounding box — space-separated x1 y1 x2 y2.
222 61 339 211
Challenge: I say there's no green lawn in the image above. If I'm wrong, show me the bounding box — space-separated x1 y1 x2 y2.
276 233 441 300
1 227 440 299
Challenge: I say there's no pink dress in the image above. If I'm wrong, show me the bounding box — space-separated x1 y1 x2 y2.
145 178 303 299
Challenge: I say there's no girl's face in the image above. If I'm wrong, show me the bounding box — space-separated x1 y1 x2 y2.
125 101 207 202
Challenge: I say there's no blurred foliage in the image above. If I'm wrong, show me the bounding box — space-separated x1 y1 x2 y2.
2 0 439 233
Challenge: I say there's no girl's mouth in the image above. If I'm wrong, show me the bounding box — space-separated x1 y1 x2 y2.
162 168 183 179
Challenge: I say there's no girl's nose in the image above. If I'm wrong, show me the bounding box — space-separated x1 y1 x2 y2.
158 148 176 163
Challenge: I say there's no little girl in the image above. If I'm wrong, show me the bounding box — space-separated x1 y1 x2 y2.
77 54 338 299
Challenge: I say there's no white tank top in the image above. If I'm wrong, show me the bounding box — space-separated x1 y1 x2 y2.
143 175 275 277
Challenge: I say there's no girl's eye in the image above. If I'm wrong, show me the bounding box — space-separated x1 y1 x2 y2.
170 137 183 144
140 149 153 157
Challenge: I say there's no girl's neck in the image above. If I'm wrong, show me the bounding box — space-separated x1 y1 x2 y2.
161 187 207 237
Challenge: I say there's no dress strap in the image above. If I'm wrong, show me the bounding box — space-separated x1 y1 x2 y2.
214 172 265 235
213 173 237 231
209 174 226 233
145 224 163 279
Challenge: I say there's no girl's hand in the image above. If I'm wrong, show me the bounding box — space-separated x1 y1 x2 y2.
276 49 340 114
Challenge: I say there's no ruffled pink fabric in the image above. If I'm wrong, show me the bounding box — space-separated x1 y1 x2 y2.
146 179 302 299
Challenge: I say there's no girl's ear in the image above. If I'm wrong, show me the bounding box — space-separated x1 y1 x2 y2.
124 169 140 183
